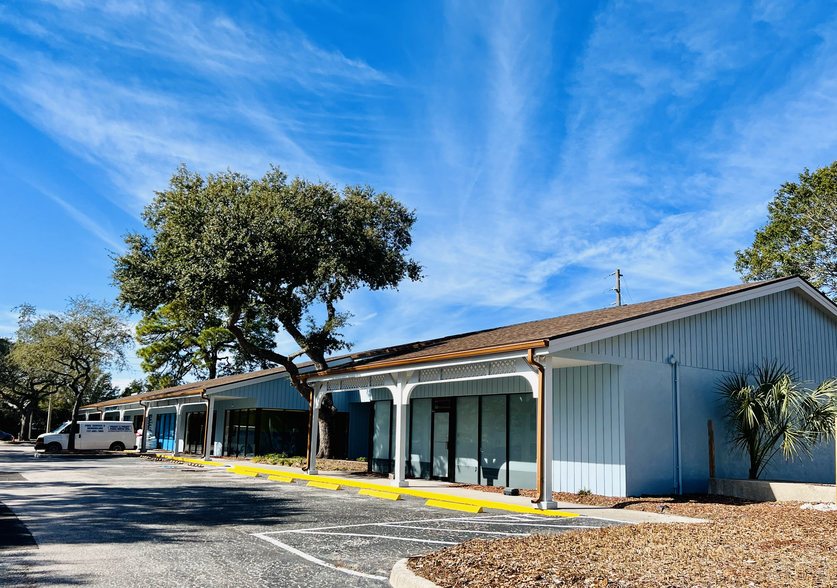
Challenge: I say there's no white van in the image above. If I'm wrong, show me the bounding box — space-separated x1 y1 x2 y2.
34 421 136 452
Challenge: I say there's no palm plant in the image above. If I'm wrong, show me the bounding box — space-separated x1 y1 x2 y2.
716 360 837 479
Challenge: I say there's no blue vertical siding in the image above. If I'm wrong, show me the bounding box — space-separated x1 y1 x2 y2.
553 364 625 496
222 376 360 412
565 290 837 380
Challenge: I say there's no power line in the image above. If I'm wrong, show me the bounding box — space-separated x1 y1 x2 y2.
621 274 634 304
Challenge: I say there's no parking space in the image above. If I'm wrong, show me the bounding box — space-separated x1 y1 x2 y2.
254 513 623 582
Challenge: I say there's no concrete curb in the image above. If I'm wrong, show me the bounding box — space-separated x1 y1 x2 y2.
389 559 441 588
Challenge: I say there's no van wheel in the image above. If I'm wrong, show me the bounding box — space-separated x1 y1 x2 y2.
46 443 62 453
109 442 125 452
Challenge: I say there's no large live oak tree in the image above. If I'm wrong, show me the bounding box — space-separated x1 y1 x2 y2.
735 161 837 297
112 165 421 458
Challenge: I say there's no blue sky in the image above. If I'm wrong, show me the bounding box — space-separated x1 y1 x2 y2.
2 1 837 388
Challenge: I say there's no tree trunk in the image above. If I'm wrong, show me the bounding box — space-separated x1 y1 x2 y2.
316 393 339 459
66 392 83 451
18 410 29 441
18 396 36 440
748 453 759 480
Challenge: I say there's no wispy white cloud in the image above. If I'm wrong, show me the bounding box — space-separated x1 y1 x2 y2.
346 0 837 352
27 181 125 252
0 0 390 213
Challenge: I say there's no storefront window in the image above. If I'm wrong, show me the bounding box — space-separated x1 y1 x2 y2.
508 393 537 489
409 398 431 478
371 400 392 473
454 397 478 483
258 410 307 456
480 395 507 486
223 408 307 458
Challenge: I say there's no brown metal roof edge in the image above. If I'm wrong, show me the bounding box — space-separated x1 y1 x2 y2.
313 339 550 377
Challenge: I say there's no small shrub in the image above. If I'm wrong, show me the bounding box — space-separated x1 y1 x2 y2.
355 456 367 462
577 488 592 497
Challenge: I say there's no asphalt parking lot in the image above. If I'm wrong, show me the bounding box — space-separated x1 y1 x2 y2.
0 444 623 587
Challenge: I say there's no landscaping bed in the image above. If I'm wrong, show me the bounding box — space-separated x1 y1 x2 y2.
249 454 369 472
413 492 837 587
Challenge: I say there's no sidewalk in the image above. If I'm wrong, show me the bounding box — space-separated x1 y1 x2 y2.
192 456 707 524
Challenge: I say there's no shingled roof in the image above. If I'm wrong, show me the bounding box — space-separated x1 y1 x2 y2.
323 276 810 372
85 276 821 408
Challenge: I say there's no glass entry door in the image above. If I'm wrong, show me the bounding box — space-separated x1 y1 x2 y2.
432 411 450 479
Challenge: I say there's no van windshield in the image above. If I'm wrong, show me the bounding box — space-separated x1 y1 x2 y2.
51 423 69 434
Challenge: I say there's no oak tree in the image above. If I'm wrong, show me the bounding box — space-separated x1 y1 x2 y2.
735 161 837 297
112 165 421 458
11 299 132 450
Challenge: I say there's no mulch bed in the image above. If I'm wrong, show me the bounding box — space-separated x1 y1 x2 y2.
412 491 837 587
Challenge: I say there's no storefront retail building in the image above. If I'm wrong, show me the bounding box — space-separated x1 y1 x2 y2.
80 277 837 506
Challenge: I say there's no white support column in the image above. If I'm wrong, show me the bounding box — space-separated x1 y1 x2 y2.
119 409 125 422
173 405 185 456
538 356 557 510
307 386 321 475
391 372 417 488
140 408 151 453
391 375 407 488
203 395 215 461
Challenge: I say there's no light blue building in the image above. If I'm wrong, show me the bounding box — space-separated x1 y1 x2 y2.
82 277 837 505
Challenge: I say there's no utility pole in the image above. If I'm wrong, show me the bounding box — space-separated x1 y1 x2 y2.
610 269 623 307
46 394 53 433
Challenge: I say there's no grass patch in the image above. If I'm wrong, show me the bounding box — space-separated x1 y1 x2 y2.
251 453 307 467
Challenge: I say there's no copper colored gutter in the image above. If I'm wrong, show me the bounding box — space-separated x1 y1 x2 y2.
320 339 549 376
526 348 545 505
303 384 314 472
201 390 211 458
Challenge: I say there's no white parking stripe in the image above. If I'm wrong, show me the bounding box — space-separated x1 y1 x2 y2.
261 514 514 535
379 524 527 537
294 530 459 545
252 533 388 581
435 519 606 529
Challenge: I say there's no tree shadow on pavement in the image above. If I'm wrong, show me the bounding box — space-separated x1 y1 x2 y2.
4 478 304 546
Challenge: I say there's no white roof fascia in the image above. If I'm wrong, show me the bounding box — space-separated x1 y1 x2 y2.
548 278 834 354
309 348 542 384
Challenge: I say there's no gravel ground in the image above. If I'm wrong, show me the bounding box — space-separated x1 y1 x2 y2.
413 491 837 587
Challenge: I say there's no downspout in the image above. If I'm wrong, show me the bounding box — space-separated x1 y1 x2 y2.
669 356 682 494
97 407 105 421
303 378 313 472
201 391 210 458
526 349 546 505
